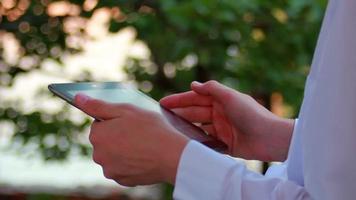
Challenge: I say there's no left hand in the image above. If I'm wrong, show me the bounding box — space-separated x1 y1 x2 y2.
74 94 189 186
160 81 294 162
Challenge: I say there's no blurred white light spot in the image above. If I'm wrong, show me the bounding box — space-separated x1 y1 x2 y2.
86 8 111 38
227 45 239 57
0 32 21 65
0 121 16 147
19 56 37 70
181 54 198 69
140 81 153 93
163 63 176 78
47 1 81 17
83 0 98 12
129 40 150 59
43 134 56 148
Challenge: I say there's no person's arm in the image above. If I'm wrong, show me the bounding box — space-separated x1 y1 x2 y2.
174 119 308 200
299 1 356 199
173 141 310 200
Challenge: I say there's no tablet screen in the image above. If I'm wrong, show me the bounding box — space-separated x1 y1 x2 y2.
67 87 161 113
49 82 227 151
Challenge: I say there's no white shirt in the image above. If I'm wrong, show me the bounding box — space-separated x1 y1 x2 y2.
173 0 356 199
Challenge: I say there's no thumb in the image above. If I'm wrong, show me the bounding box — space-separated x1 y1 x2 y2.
74 93 122 121
191 81 233 101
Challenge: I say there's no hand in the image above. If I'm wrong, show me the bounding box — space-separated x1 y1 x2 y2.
160 81 294 162
74 94 189 186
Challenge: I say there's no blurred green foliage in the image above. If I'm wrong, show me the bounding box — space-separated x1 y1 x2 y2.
1 0 326 157
0 0 326 198
114 0 326 106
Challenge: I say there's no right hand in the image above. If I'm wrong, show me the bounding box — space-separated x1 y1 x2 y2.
160 81 294 162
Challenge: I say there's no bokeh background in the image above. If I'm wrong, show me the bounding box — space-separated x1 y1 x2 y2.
0 0 327 199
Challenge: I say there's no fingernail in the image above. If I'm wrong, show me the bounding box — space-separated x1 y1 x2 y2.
76 93 90 105
192 81 202 86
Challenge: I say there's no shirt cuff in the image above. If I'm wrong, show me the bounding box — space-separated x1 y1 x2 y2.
173 140 240 200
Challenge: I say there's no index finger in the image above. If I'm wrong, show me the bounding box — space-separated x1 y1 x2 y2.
160 91 212 108
74 93 123 121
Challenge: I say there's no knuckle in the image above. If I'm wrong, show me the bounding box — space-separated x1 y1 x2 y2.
206 80 218 86
102 169 113 179
88 131 98 145
89 122 102 145
92 151 103 164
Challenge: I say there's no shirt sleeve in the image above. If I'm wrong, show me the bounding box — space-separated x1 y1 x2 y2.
173 141 310 200
297 1 356 199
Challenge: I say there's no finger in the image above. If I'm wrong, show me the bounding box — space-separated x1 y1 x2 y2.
88 121 106 146
171 106 212 123
191 81 234 102
160 91 212 108
117 176 155 186
115 177 139 187
74 93 122 120
89 117 124 139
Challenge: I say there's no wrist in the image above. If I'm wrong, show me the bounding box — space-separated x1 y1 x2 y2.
267 117 294 161
160 131 189 185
